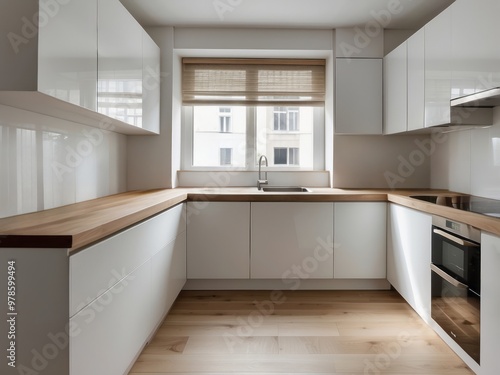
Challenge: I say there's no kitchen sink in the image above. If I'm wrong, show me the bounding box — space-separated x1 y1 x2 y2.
261 186 311 192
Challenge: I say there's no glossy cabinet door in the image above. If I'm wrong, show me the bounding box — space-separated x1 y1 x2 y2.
187 202 250 279
424 8 452 127
251 202 334 279
407 28 425 131
480 232 500 375
142 31 161 133
151 231 186 327
387 203 432 322
451 0 500 98
384 43 407 134
98 0 143 127
335 58 383 134
38 0 97 111
70 259 152 375
334 202 386 279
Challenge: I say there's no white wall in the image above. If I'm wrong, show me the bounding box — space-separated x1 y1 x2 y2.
0 104 126 219
431 107 500 199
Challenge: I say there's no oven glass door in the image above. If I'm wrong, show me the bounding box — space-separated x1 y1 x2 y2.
431 268 480 364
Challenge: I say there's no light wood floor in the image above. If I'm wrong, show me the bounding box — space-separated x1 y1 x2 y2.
129 290 474 374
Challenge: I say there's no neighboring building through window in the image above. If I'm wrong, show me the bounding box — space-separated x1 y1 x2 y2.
220 148 232 166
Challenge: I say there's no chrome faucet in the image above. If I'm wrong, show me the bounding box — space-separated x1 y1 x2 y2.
257 155 268 190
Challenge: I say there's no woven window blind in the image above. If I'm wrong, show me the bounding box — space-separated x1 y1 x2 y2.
182 58 326 106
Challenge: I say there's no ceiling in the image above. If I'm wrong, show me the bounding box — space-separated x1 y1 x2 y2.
120 0 454 30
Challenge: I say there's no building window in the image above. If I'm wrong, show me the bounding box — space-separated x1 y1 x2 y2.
219 107 232 133
220 148 232 166
273 107 299 131
274 147 299 166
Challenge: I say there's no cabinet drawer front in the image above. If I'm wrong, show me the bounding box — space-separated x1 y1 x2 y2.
70 259 151 375
70 203 185 316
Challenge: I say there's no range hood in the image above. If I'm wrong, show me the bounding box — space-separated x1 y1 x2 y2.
451 87 500 108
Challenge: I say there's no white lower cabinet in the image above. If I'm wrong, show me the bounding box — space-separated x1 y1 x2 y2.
480 232 500 375
69 203 186 375
387 203 432 321
334 202 386 279
187 202 250 279
70 260 152 375
251 202 334 279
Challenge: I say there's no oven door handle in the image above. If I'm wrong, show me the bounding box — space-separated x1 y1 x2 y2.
433 228 479 247
430 264 469 289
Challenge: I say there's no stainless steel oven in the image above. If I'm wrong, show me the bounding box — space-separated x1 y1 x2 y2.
431 216 481 364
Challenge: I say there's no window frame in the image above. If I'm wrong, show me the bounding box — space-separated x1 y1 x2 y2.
181 106 324 172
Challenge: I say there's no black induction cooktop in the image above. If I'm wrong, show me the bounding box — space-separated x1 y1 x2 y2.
410 194 500 218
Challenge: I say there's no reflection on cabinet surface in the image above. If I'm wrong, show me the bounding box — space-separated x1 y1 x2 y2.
251 202 334 279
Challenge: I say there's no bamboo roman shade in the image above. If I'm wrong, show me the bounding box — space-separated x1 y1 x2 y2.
182 58 326 106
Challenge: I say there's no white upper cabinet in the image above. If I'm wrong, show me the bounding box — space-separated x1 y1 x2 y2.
98 0 143 128
335 58 383 134
407 28 425 131
451 0 500 98
384 42 407 134
334 202 386 279
142 31 161 133
37 0 97 111
424 8 452 127
0 0 159 135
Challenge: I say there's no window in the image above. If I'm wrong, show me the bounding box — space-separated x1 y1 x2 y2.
182 58 325 170
274 147 299 165
273 107 299 131
220 148 232 166
219 107 232 133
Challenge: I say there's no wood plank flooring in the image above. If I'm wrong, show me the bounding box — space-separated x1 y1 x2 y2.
129 290 474 374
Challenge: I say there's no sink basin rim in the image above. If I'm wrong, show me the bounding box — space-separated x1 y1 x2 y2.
261 186 311 193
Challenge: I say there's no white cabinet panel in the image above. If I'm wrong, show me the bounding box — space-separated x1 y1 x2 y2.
187 202 250 279
151 232 187 325
424 8 452 127
70 259 152 375
334 202 386 279
384 43 407 134
387 204 432 321
480 232 500 375
98 0 143 127
336 58 383 134
142 31 161 133
251 202 334 279
451 0 500 99
38 0 97 111
70 204 185 316
407 28 425 131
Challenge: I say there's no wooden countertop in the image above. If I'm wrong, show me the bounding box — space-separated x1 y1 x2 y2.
1 187 499 252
